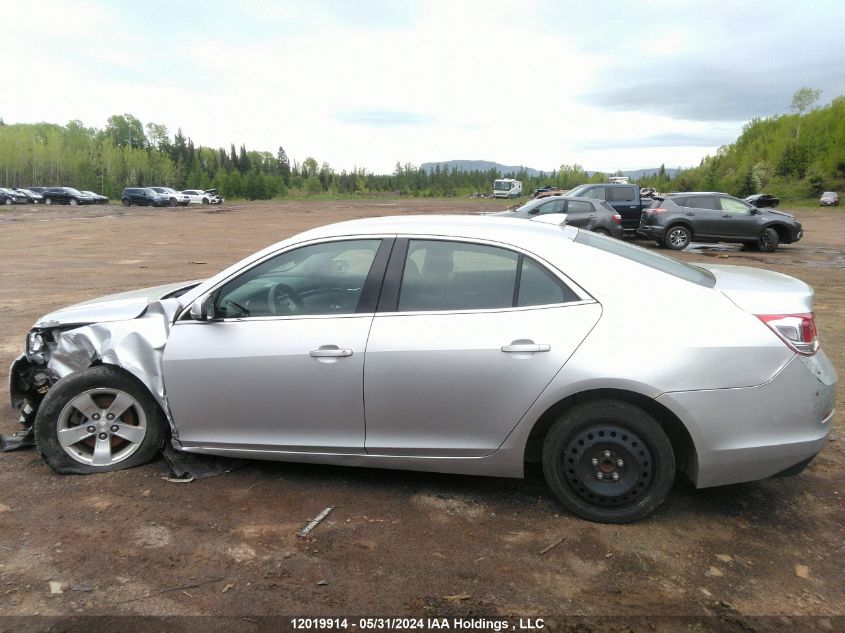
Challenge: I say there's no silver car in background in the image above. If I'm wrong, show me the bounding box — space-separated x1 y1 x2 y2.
9 216 837 522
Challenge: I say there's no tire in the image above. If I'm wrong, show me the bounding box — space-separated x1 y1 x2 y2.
69 198 78 206
169 198 176 207
34 365 168 475
665 225 691 250
758 227 779 253
45 197 53 205
542 400 675 523
3 198 10 205
202 198 210 205
122 198 131 207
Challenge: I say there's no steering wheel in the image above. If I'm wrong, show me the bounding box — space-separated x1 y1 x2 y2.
267 282 306 315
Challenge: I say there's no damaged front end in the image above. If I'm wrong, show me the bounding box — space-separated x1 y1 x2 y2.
4 281 200 452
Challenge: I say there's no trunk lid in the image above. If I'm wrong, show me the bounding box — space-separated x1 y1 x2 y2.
697 263 813 314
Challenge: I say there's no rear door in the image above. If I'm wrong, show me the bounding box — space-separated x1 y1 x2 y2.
562 199 595 228
681 195 721 237
363 238 601 456
606 186 641 230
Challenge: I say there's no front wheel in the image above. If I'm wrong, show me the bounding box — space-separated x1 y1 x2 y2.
3 198 10 205
34 366 168 474
758 227 779 253
542 400 675 523
45 197 53 205
122 199 130 207
665 225 691 250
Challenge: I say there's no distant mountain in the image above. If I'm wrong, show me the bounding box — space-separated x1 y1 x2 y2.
420 160 679 181
420 160 542 177
599 167 681 180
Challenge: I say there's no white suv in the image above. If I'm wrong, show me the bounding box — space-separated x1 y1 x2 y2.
150 187 190 206
181 189 224 205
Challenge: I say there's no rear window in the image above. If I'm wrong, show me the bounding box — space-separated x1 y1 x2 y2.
608 186 636 202
573 230 715 288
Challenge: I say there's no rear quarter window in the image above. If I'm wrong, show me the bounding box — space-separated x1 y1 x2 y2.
609 186 636 202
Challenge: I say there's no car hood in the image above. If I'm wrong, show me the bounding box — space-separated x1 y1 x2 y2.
763 209 795 219
697 264 812 314
35 280 203 328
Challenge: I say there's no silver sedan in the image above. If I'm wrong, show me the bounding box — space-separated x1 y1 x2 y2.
9 216 837 523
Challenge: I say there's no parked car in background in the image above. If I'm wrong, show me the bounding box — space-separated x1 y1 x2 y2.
819 191 839 206
41 187 94 206
533 185 556 197
14 188 44 203
638 192 802 252
81 191 109 204
25 187 48 194
564 183 651 235
0 188 30 205
495 196 623 238
121 188 172 207
535 188 567 199
745 193 780 208
9 216 836 523
150 187 190 206
182 189 224 205
640 187 656 199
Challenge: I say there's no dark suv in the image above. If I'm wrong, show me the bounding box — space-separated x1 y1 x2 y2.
121 188 172 207
42 187 95 206
638 192 802 252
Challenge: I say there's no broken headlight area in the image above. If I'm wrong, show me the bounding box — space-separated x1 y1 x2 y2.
4 330 60 452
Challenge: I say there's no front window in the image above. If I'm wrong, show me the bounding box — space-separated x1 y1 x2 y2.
720 197 752 214
214 239 382 318
537 199 566 214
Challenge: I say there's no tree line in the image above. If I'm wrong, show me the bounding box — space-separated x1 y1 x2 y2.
0 89 841 201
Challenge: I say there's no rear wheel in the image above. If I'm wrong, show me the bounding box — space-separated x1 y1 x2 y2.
45 197 53 205
3 198 10 205
542 400 675 523
34 366 167 474
665 225 691 250
122 198 130 207
758 227 779 253
69 198 78 206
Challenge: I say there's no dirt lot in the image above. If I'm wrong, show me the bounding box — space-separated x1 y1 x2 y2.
0 198 843 626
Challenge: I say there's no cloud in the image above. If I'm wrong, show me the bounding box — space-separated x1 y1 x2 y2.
334 109 433 126
574 130 739 151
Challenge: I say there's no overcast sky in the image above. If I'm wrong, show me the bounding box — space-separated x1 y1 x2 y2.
4 0 844 174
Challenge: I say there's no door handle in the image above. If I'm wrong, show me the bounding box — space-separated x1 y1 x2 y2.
501 343 550 353
685 212 695 216
309 347 353 358
722 214 731 218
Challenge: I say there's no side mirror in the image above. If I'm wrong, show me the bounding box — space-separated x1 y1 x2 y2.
189 295 216 321
749 207 759 215
528 208 540 215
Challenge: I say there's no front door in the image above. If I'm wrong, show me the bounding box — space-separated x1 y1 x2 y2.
717 196 760 239
163 238 388 453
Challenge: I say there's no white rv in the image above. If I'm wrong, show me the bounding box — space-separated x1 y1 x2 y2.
492 178 522 198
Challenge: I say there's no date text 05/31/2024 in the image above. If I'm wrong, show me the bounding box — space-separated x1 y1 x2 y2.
290 618 545 631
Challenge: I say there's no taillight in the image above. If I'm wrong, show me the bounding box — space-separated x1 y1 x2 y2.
649 208 667 214
756 313 819 355
612 214 622 224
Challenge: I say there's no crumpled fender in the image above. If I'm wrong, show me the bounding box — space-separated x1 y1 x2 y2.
47 298 183 431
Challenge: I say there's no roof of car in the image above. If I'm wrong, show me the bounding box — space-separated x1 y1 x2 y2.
293 214 577 246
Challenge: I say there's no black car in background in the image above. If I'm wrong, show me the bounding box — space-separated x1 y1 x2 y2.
81 190 109 204
0 188 29 205
14 188 44 203
42 187 95 206
638 192 802 252
494 196 624 238
563 183 651 234
744 193 780 208
121 187 172 207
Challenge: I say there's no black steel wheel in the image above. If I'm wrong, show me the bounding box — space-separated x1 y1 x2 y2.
542 400 675 523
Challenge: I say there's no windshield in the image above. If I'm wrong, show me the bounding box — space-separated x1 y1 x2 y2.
65 188 82 195
565 185 590 197
493 181 512 191
144 188 159 195
574 230 715 288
